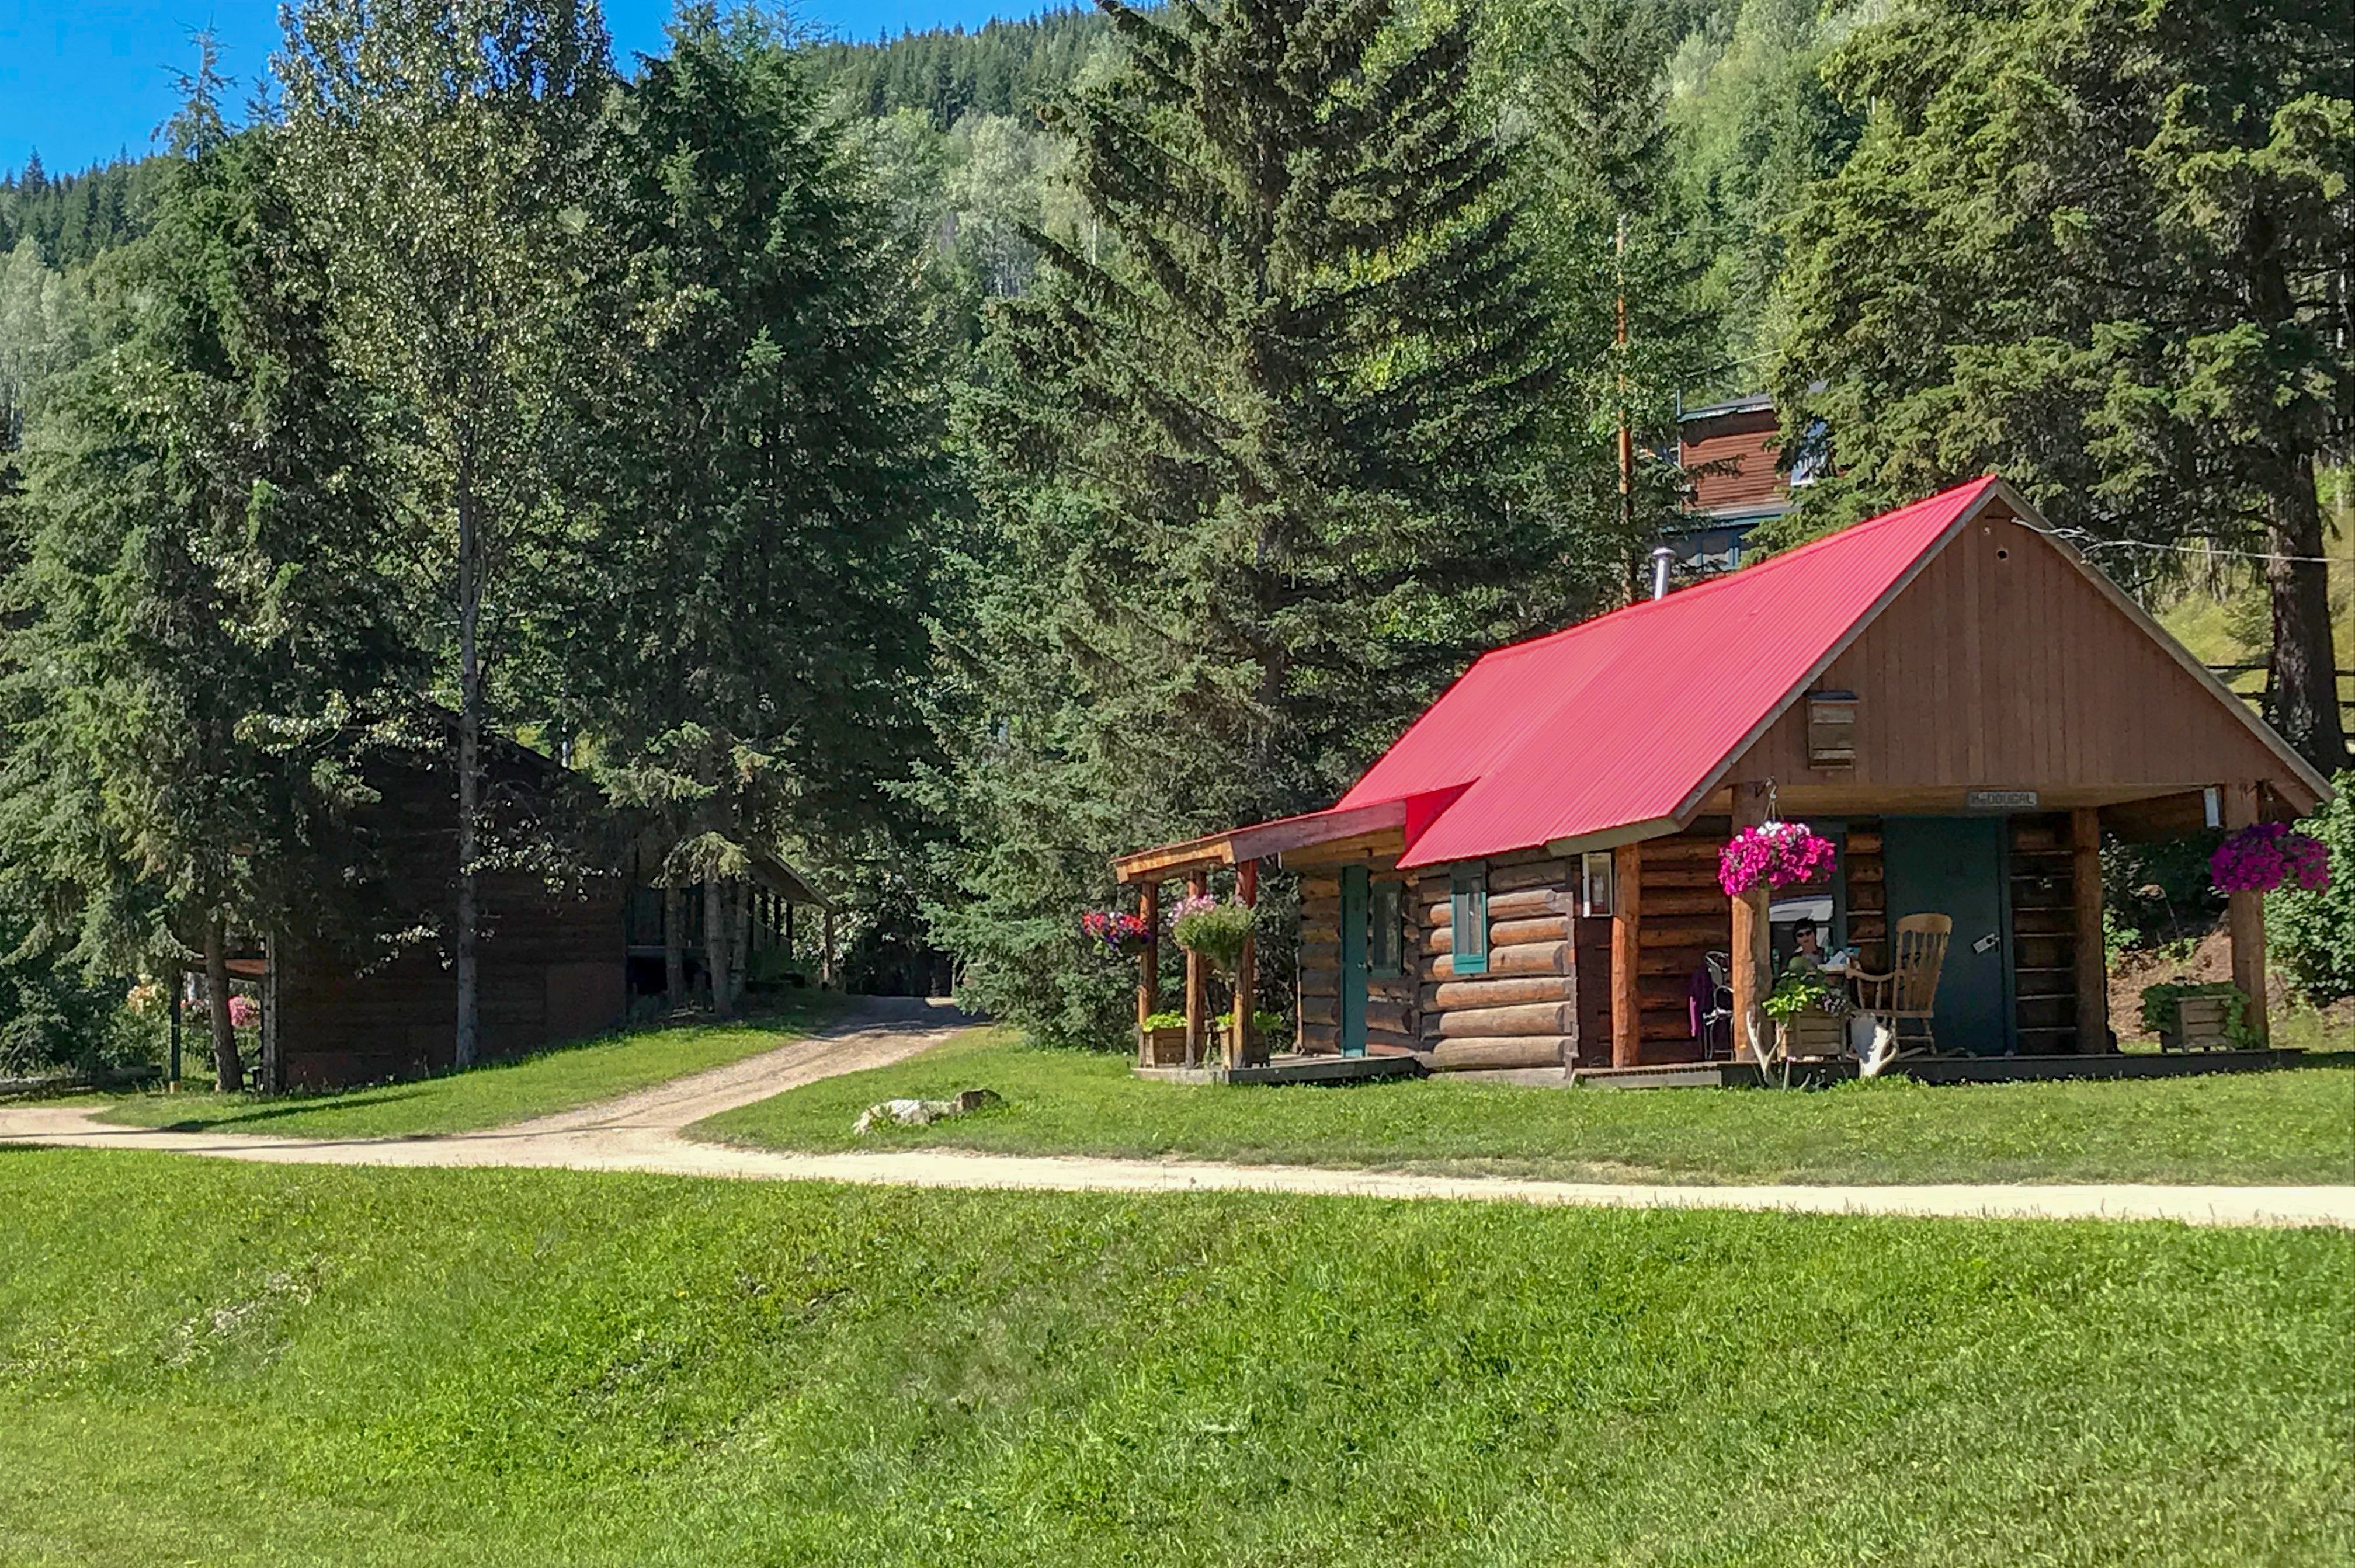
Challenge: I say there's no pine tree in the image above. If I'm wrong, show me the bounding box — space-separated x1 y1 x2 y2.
1488 0 1720 586
1769 0 2351 769
275 0 614 1065
935 0 1600 1042
0 108 408 1090
568 4 943 1017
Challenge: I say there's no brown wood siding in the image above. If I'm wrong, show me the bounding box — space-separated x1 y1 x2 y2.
271 752 628 1089
1680 409 1783 513
1629 825 1731 1065
276 871 626 1088
1295 854 1421 1055
1734 512 2290 797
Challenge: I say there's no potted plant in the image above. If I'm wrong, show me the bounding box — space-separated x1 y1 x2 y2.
1137 1009 1190 1066
1762 961 1849 1057
2138 982 2257 1052
1081 909 1154 959
2210 824 2331 895
1167 894 1256 974
1720 820 1838 897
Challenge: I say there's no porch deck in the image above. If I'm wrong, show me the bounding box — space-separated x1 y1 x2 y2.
1571 1048 2307 1090
1134 1051 1427 1087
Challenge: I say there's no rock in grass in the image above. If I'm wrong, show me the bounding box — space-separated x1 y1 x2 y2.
853 1088 1003 1135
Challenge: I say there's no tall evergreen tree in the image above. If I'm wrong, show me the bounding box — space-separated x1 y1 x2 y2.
0 84 408 1090
570 5 943 1017
1488 0 1718 583
275 0 614 1064
1769 0 2352 769
936 0 1599 1042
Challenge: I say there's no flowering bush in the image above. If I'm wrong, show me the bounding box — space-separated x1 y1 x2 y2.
2210 823 2330 895
1081 909 1154 959
1168 895 1256 972
227 995 259 1030
1719 820 1837 897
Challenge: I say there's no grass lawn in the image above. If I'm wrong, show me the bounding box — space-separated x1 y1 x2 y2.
91 991 852 1141
1 1152 2346 1567
694 1027 2355 1186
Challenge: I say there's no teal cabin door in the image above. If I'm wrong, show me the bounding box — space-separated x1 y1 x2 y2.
1882 816 2013 1054
1340 865 1369 1057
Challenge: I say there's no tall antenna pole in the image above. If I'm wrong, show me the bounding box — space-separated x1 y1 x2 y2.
1616 212 1636 593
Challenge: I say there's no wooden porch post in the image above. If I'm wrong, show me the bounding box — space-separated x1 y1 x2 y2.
1233 859 1260 1068
1730 782 1772 1063
1137 881 1161 1031
2071 808 2110 1052
2223 783 2270 1043
1610 842 1642 1068
1183 870 1208 1068
822 906 838 990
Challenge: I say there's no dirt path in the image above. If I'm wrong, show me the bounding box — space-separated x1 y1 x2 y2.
2 1002 2347 1229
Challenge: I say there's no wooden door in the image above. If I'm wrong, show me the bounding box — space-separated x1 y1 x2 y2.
1340 865 1369 1058
1882 816 2014 1055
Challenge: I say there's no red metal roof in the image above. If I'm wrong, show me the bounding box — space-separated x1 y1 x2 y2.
1335 478 2003 868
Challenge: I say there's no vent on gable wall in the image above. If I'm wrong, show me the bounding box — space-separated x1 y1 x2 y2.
1806 690 1857 769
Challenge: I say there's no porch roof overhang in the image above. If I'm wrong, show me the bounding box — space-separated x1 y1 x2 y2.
1111 798 1410 884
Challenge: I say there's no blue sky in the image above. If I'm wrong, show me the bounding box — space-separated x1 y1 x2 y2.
1 1 1041 175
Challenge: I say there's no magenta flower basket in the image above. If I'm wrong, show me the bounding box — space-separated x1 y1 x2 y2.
1720 820 1838 897
2210 823 2330 895
1081 909 1154 959
227 995 260 1030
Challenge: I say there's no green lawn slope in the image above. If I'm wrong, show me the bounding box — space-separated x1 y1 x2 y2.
93 991 851 1140
694 1028 2355 1186
0 1152 2346 1566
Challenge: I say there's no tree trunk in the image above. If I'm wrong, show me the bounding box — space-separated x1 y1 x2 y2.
204 916 238 1094
453 460 484 1069
2263 446 2346 771
663 882 686 1009
704 878 735 1019
725 880 744 1003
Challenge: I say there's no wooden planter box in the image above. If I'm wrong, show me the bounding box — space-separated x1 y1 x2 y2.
1138 1024 1192 1066
1781 1008 1848 1060
2159 995 2234 1052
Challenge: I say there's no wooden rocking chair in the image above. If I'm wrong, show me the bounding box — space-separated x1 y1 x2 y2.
1849 914 1951 1076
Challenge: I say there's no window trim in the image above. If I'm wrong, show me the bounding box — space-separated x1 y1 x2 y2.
1450 863 1489 975
1369 879 1403 978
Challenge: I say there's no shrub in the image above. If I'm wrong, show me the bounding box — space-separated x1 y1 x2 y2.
2269 771 2355 1005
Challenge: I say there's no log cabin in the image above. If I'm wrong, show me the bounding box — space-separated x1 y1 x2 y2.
1113 477 2332 1075
260 731 831 1090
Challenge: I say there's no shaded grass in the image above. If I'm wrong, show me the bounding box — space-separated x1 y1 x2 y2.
0 1150 2347 1566
92 991 853 1140
695 1028 2355 1186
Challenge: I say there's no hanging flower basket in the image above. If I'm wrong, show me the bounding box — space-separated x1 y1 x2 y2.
2210 823 2330 895
1168 893 1256 974
1719 820 1838 898
1081 909 1154 959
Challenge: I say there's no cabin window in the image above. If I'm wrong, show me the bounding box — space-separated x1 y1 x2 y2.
1579 851 1615 917
1370 881 1403 977
1806 690 1857 769
1450 863 1489 975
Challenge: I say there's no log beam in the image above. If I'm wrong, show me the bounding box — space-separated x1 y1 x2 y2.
2222 784 2269 1044
1184 870 1208 1068
1233 859 1262 1067
1729 782 1771 1063
2071 808 2108 1053
1611 841 1641 1068
1137 881 1161 1032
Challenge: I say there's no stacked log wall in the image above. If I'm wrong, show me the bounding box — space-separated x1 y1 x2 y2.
1294 853 1421 1055
1631 823 1731 1063
1413 849 1583 1070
